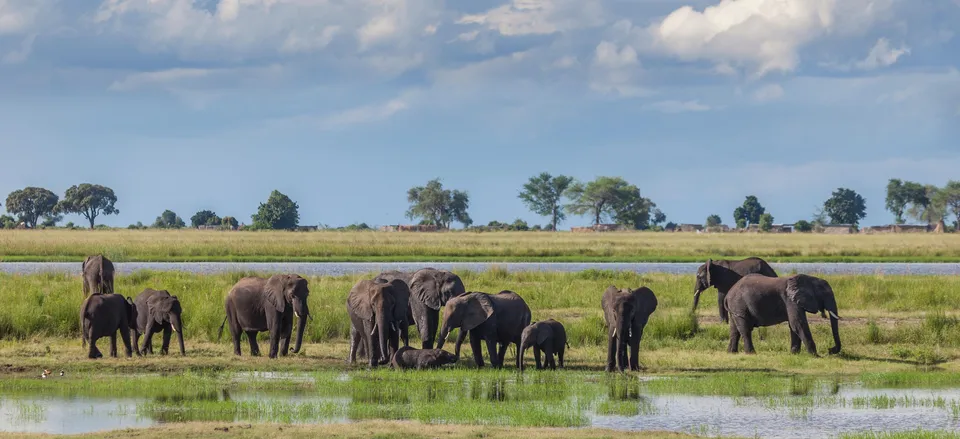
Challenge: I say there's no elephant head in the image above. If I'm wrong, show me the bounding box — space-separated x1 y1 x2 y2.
519 322 549 371
125 296 139 353
607 287 639 345
691 259 713 311
411 268 466 310
436 292 494 356
265 274 310 354
147 292 185 355
786 274 842 354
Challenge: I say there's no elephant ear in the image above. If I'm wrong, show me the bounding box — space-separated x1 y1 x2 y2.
705 259 713 286
412 271 443 311
264 275 288 314
148 294 173 322
462 293 494 331
348 280 374 321
536 325 551 345
389 279 410 321
786 275 821 314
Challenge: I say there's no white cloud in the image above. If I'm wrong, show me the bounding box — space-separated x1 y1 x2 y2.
280 26 340 54
855 38 910 70
0 0 43 35
645 0 889 76
550 55 578 69
109 68 212 92
644 100 710 113
457 0 604 36
752 84 784 102
589 40 648 97
317 98 411 130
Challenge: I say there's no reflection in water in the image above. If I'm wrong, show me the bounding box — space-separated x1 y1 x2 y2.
1 373 959 438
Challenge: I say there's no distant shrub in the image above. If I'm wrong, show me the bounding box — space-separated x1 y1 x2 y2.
759 213 774 232
794 220 813 233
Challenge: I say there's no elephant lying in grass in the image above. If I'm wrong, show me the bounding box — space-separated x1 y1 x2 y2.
390 346 459 369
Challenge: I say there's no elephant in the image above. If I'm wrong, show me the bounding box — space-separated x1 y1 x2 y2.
692 257 778 324
347 279 411 367
133 289 185 356
374 268 466 349
602 286 658 372
390 346 459 370
437 290 531 369
218 274 310 358
519 319 569 371
80 293 138 359
724 273 841 356
82 254 115 297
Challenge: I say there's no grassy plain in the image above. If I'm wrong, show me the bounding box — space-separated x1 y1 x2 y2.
2 229 960 262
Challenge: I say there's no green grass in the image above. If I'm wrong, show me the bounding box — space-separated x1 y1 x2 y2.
3 229 960 262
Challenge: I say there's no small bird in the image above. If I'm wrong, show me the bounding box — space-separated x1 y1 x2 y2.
59 370 65 377
41 369 51 379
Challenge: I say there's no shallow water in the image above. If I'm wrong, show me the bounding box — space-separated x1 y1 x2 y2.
1 373 958 437
2 262 960 276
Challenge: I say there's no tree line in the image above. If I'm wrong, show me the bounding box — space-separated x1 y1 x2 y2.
2 176 957 231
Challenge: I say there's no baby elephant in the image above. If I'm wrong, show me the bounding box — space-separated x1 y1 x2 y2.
390 346 459 370
519 319 568 371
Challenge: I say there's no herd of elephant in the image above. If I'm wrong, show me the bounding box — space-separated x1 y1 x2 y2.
76 255 842 372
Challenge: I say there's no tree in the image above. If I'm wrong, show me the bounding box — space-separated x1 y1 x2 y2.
811 206 828 226
907 184 942 224
406 178 473 229
759 213 774 232
823 188 867 226
191 210 222 228
251 190 300 230
153 210 185 229
612 185 660 230
732 196 766 227
934 181 960 229
735 217 746 229
651 209 667 228
56 184 119 229
794 220 813 232
518 172 575 232
510 219 529 231
0 215 16 229
565 177 657 228
705 214 722 227
885 179 909 224
5 187 59 229
221 216 238 229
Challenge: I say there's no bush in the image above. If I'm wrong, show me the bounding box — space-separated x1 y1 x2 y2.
759 213 774 232
794 220 813 233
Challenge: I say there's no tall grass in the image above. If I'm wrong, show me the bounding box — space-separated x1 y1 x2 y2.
3 229 960 262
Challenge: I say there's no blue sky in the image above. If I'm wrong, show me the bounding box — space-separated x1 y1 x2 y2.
1 0 958 228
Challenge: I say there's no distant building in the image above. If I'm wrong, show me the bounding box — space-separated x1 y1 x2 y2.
676 224 704 233
380 224 439 232
571 224 625 232
819 224 855 234
861 224 931 234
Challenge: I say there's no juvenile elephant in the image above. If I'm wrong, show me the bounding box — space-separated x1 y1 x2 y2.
692 257 778 324
390 346 459 370
347 279 411 367
725 273 841 356
375 268 466 349
82 254 115 297
519 319 568 371
80 293 138 359
437 290 531 369
219 274 310 358
602 286 658 372
133 289 185 356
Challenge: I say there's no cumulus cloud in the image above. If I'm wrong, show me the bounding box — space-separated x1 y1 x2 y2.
855 38 910 70
589 40 648 97
457 0 604 36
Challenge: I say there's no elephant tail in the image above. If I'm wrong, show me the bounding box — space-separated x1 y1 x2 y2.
79 296 92 348
217 316 228 342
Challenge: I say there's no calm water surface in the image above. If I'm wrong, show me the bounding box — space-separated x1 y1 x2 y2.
2 262 959 275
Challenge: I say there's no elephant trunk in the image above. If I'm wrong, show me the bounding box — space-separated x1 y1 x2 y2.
293 301 309 354
824 296 841 354
692 288 703 312
436 322 450 351
171 313 185 356
519 334 530 371
377 312 390 365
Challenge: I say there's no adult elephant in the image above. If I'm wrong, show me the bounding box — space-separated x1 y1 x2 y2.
374 268 466 349
725 273 841 356
133 289 185 356
437 290 531 369
82 254 115 297
602 286 658 372
218 274 310 358
80 293 138 359
347 279 411 366
692 257 778 324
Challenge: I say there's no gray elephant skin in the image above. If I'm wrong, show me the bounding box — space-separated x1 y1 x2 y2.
374 268 466 349
82 254 115 297
602 286 658 372
347 279 411 366
437 290 532 369
519 319 568 371
390 346 459 370
693 257 778 324
725 273 841 355
133 289 185 356
80 293 138 359
219 274 310 358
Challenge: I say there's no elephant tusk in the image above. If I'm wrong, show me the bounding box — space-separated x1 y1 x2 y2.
612 328 617 338
391 322 397 331
295 312 300 318
828 310 841 320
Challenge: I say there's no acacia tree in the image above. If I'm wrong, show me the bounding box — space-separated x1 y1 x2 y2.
934 181 960 229
518 172 574 232
886 179 928 224
907 184 940 224
823 188 867 226
406 178 472 229
565 176 660 229
191 210 222 227
733 196 765 228
252 190 300 230
56 184 119 229
153 210 186 229
5 187 59 229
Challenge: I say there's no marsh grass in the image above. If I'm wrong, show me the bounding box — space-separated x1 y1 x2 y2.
4 230 960 262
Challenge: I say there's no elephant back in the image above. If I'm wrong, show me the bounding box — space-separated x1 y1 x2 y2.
491 290 531 336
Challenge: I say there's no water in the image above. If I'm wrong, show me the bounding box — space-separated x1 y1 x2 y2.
2 262 960 276
1 373 958 437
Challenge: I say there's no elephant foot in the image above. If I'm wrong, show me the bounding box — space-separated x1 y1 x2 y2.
828 346 841 355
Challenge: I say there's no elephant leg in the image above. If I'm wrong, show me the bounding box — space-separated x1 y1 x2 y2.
120 326 134 358
161 327 172 355
109 333 118 358
558 346 565 368
789 328 802 354
605 333 617 372
616 338 628 372
739 323 756 354
485 338 500 369
88 335 100 359
422 309 439 349
534 346 543 370
727 319 741 353
717 291 728 323
246 330 261 356
469 332 485 368
544 345 555 370
348 325 360 364
497 343 509 369
267 325 281 359
231 326 242 356
279 314 293 356
629 325 644 371
799 323 818 356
